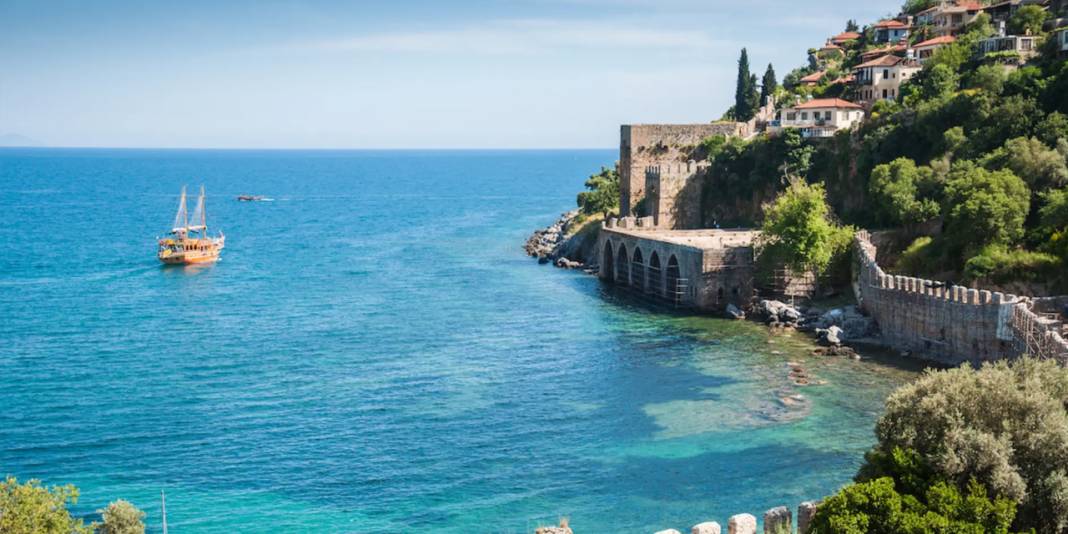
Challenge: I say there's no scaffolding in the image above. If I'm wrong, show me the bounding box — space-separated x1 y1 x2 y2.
1011 304 1068 365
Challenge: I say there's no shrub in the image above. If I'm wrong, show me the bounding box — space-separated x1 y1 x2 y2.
962 245 1062 283
871 358 1068 533
896 236 938 276
98 500 146 534
942 162 1030 257
576 166 620 218
0 476 92 534
869 158 941 226
758 180 854 276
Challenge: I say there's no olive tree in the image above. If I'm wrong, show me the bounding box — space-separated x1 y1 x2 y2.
98 500 146 534
0 476 92 534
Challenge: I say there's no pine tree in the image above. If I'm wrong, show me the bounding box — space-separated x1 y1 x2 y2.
761 63 778 107
735 48 754 122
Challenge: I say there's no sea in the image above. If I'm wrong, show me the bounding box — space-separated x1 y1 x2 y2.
0 148 921 533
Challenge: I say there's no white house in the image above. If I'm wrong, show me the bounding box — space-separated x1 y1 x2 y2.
771 98 865 138
911 35 956 63
977 34 1039 61
931 1 984 36
853 55 922 107
1058 27 1068 56
873 19 911 43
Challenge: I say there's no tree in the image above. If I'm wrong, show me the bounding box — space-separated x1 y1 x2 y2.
576 166 620 218
846 19 859 32
942 162 1030 255
758 180 853 274
869 158 941 226
981 137 1068 192
761 63 778 107
1040 187 1068 262
1035 112 1068 147
921 63 960 101
98 500 146 534
734 48 758 121
1007 5 1049 36
0 476 92 534
968 64 1006 94
781 129 814 179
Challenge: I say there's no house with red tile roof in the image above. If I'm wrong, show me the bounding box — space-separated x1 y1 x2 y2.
926 1 985 36
830 31 862 45
873 19 911 43
853 55 922 107
771 98 866 138
911 35 956 62
798 71 826 87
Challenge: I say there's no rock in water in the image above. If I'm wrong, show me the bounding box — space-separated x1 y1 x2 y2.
763 506 791 534
726 303 745 320
817 325 844 346
797 501 819 534
692 522 721 534
727 514 757 534
655 530 683 534
535 519 573 534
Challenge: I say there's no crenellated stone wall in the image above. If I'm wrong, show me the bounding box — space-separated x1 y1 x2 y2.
853 231 1068 365
645 160 711 229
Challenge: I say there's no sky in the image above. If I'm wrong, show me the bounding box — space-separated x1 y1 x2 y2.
0 0 894 149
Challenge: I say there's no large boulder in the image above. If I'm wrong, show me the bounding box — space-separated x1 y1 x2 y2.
817 325 844 346
726 303 746 320
758 300 802 327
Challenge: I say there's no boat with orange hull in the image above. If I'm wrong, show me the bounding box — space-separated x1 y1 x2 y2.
158 185 225 265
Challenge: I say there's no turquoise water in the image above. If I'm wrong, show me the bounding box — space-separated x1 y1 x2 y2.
0 148 920 533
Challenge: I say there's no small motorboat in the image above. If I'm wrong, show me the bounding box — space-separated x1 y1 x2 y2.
237 195 265 202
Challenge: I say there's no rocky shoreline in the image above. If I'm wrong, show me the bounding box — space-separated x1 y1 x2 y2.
523 210 594 269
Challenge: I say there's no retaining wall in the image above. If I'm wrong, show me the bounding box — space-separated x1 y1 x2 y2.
854 231 1068 365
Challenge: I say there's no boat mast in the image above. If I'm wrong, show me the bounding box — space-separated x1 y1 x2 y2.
172 186 188 234
200 185 207 235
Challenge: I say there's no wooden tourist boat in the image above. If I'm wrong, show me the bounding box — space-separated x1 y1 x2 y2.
158 185 225 265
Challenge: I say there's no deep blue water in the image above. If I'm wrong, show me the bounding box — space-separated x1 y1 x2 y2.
0 148 918 533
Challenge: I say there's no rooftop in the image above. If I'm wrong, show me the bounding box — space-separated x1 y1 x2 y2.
874 19 910 29
791 98 864 110
913 35 957 47
799 71 826 83
854 54 912 68
831 31 862 42
603 227 760 251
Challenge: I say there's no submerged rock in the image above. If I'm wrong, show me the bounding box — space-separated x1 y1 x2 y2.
726 303 745 320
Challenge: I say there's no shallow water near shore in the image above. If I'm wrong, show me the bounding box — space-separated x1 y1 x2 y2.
0 148 922 533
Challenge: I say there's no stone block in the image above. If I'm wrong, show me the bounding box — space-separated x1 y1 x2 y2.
691 522 721 534
980 290 991 304
763 506 791 534
967 289 979 305
727 514 757 534
797 502 818 534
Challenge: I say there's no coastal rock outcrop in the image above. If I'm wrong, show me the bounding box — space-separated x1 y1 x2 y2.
525 210 600 268
796 502 818 534
757 300 802 328
535 519 573 534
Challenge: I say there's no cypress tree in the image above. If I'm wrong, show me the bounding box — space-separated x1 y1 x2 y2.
846 19 859 32
761 63 778 107
735 48 754 121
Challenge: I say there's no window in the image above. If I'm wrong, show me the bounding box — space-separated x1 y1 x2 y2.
883 68 889 79
801 112 808 120
883 89 888 99
825 111 832 120
786 112 796 121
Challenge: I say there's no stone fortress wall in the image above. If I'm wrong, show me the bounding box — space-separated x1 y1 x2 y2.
619 123 742 228
854 231 1068 365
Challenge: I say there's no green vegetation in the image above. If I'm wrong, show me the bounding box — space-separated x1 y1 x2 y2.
761 63 778 107
815 358 1068 533
734 48 760 122
0 476 145 534
699 4 1068 289
576 166 619 218
757 180 854 276
0 476 93 534
98 500 146 534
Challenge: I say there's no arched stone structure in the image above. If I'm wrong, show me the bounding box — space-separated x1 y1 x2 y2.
666 255 681 304
648 251 663 298
595 226 758 311
602 241 614 282
632 247 646 292
616 244 630 286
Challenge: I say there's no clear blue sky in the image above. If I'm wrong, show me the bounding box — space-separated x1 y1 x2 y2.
0 0 893 148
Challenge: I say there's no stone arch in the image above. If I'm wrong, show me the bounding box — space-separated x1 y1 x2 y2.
602 240 615 282
666 254 681 304
648 251 663 297
631 247 646 292
616 243 630 285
